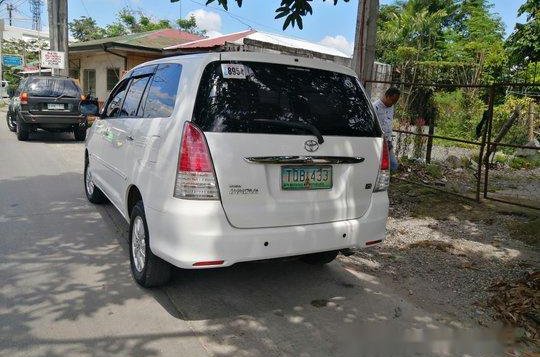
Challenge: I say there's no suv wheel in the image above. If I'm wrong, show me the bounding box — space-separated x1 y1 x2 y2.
74 126 87 141
6 112 16 132
301 250 339 265
16 118 29 141
129 201 171 288
84 160 107 204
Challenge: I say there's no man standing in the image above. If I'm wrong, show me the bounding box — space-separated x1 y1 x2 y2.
373 87 400 171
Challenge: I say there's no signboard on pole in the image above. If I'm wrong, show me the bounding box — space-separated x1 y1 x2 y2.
2 54 23 68
40 50 66 69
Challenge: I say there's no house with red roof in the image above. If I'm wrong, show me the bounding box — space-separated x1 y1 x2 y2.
69 29 203 100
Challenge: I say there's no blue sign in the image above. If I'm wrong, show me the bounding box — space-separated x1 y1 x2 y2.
2 54 23 67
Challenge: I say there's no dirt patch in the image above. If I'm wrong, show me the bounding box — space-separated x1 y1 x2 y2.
340 182 539 349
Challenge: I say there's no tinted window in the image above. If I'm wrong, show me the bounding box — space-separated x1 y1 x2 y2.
26 77 81 98
142 63 181 118
193 62 380 137
104 79 129 118
120 76 151 117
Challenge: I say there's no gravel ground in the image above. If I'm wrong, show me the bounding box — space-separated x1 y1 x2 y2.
339 182 539 340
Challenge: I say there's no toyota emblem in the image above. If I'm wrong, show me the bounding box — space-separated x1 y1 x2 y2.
304 139 319 152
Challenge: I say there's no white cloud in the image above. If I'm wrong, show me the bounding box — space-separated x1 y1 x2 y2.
206 30 223 38
319 35 354 56
187 9 222 33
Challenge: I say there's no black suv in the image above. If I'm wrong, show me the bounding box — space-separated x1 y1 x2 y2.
6 76 88 141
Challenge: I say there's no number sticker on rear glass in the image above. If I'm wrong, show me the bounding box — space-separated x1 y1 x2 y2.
221 64 246 79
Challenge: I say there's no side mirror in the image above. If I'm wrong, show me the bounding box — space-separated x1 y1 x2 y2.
79 100 100 116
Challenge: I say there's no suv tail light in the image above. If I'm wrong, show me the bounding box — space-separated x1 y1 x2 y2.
174 122 219 200
20 92 28 105
374 139 390 192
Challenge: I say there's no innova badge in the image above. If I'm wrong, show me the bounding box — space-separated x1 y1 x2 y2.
304 139 319 152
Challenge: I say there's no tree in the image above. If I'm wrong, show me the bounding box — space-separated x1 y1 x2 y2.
177 16 207 36
204 0 350 30
68 16 106 42
68 8 205 42
506 0 539 67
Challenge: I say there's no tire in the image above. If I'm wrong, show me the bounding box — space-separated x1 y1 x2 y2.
301 250 339 265
74 126 87 141
129 201 171 288
6 112 16 132
84 160 107 204
16 117 29 141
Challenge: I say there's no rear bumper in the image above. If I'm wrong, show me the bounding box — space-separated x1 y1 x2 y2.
146 192 389 269
19 111 85 126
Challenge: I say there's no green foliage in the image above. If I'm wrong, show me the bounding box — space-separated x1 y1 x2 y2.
509 155 540 170
176 16 207 36
377 0 507 84
426 163 443 178
433 89 485 140
506 0 539 67
492 96 535 150
1 39 47 92
68 16 106 42
205 0 349 30
68 8 205 42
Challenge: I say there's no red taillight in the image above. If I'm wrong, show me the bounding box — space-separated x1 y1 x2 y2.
380 140 389 170
178 122 213 173
174 122 219 200
20 92 28 105
193 260 224 267
374 138 390 192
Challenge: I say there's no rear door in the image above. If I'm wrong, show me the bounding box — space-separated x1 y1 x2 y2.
25 77 81 117
192 60 382 229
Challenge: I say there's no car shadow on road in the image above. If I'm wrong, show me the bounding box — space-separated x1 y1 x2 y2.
0 172 505 357
17 129 82 144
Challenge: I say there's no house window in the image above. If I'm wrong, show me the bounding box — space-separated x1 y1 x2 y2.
83 69 96 95
107 68 120 91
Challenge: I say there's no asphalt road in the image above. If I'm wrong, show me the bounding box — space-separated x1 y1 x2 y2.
0 110 504 357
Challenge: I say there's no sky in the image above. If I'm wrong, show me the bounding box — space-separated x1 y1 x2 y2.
0 0 526 56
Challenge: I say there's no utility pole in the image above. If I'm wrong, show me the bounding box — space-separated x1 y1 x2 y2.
6 3 14 26
352 0 379 96
47 0 68 76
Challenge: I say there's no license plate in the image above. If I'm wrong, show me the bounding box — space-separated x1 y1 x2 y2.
281 165 332 190
47 103 65 110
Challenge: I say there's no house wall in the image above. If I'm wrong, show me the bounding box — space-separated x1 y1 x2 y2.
70 52 162 101
74 53 124 101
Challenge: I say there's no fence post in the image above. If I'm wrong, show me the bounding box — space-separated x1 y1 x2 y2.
476 114 488 202
483 85 496 199
425 115 435 164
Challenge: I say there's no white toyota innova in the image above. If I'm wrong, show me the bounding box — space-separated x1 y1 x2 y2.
83 52 390 287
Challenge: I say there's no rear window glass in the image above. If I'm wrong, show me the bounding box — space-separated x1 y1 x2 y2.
26 77 81 98
192 61 380 137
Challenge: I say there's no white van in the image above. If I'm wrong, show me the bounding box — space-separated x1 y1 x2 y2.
83 52 390 287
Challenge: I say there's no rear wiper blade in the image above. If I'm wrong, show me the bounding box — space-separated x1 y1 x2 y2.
253 119 324 144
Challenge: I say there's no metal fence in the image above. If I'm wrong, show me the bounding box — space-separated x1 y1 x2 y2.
364 80 540 210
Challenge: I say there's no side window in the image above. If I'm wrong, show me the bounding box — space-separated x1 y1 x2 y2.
119 75 152 117
104 79 130 118
141 63 182 118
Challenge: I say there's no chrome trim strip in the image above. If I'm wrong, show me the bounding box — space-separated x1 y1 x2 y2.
244 156 365 164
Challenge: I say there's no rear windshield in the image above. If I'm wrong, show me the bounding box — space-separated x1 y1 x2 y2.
192 61 380 137
26 77 81 98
